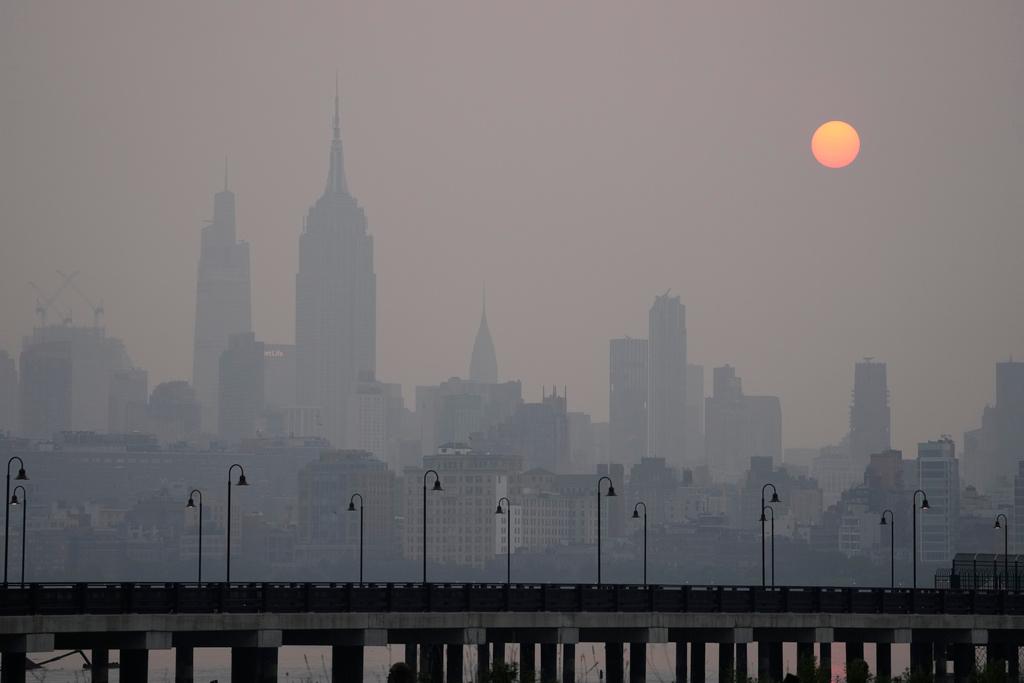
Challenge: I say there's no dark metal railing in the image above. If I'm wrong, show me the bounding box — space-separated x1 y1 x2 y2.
2 583 1024 617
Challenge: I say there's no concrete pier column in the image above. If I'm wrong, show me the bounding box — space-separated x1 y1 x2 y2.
1 652 26 683
1009 645 1020 680
952 644 973 683
91 648 110 683
847 641 865 665
231 647 277 683
333 645 364 683
122 649 149 683
493 640 505 665
876 643 892 680
935 643 950 683
562 643 576 683
692 641 707 683
477 643 490 682
405 643 418 679
541 643 557 682
446 644 463 683
797 641 813 667
719 642 735 683
606 643 624 683
758 643 771 682
520 642 536 678
630 643 647 683
736 643 748 682
676 642 689 683
820 642 832 678
768 642 783 683
429 644 444 683
175 646 194 683
910 642 931 675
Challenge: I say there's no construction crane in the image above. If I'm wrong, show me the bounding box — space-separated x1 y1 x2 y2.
27 271 77 327
58 270 104 328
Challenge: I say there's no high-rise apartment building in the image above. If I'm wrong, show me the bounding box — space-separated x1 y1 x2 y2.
849 359 891 468
192 170 252 433
705 365 782 483
296 87 376 447
647 293 687 467
609 337 647 463
917 438 959 565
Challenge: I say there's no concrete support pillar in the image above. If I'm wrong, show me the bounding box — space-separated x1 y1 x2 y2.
820 642 832 678
768 642 783 683
876 643 892 680
630 643 647 683
175 646 194 683
676 642 688 683
692 641 707 683
520 642 536 679
1009 645 1020 680
493 641 505 665
477 643 490 683
758 643 771 682
847 641 864 665
935 643 950 683
405 643 418 680
736 643 748 683
333 646 363 683
122 649 149 683
1 652 26 683
541 643 557 682
719 642 735 683
562 643 576 683
797 642 814 670
953 644 973 683
91 648 110 683
446 644 463 683
429 644 444 683
231 647 277 683
606 643 624 683
910 642 932 675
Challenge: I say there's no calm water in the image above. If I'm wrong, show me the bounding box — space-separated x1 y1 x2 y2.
25 643 910 682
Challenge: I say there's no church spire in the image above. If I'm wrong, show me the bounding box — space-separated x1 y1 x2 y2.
325 73 349 196
469 287 498 384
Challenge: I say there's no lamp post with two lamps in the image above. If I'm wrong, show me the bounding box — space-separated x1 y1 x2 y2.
9 486 26 587
760 483 780 587
4 456 27 585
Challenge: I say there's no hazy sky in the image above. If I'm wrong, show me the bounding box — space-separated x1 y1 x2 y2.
2 1 1022 454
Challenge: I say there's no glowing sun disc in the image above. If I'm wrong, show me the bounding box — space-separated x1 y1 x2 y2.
812 120 860 169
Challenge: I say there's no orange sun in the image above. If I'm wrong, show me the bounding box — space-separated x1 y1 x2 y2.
812 120 860 169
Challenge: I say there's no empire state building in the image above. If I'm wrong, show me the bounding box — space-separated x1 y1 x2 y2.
295 86 376 446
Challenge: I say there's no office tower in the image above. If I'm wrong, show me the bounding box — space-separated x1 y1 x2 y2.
404 445 521 568
469 292 498 384
686 363 705 463
191 168 252 433
218 332 265 442
917 438 959 565
849 359 891 468
0 350 17 433
263 344 297 410
296 85 375 447
705 365 782 483
647 293 687 466
609 337 647 463
108 368 148 433
472 387 571 473
964 361 1024 494
347 372 387 458
1013 461 1024 553
415 378 522 455
19 324 134 437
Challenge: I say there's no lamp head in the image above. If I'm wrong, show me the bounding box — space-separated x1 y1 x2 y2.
186 497 195 509
879 515 887 526
759 512 767 522
15 467 27 481
632 509 640 519
236 473 248 486
9 494 18 506
432 479 443 492
921 497 929 511
495 504 504 515
995 518 1003 530
606 484 617 497
347 501 357 512
770 491 780 504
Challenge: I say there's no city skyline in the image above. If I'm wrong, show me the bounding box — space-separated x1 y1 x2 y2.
2 2 1024 457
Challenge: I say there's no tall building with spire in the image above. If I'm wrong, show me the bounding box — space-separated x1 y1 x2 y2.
295 84 376 446
469 292 498 384
192 163 252 433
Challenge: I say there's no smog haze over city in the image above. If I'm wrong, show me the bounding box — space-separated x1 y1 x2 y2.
2 2 1024 682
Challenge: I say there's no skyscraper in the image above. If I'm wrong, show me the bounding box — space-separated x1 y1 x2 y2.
296 85 376 447
191 165 252 433
705 364 782 483
849 359 891 468
469 292 498 384
0 350 17 433
218 332 265 442
647 293 687 467
917 437 959 565
609 337 647 463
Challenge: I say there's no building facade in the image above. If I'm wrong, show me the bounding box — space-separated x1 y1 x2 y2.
647 293 687 467
609 337 647 463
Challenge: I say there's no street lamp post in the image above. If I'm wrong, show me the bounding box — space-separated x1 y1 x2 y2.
995 514 1009 590
422 469 442 583
186 490 203 583
912 489 929 589
880 509 895 588
760 505 776 587
760 483 780 588
4 456 27 585
632 502 648 585
9 486 26 587
596 476 617 585
226 464 248 583
347 493 364 584
496 497 511 585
